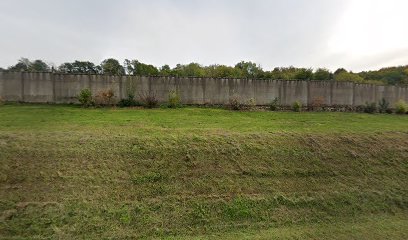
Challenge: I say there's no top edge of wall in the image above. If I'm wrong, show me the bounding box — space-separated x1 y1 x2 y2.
0 70 406 87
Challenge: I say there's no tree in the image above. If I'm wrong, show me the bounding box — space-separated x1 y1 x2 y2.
159 65 171 76
313 68 332 80
30 60 50 72
124 59 159 76
205 64 241 78
8 58 31 71
171 63 206 77
294 68 313 80
334 68 347 75
8 58 50 72
334 71 364 83
100 58 125 76
234 61 263 78
58 61 100 74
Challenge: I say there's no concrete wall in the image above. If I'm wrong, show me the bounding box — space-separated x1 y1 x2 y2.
1 71 408 106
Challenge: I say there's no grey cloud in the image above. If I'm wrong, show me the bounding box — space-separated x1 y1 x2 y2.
0 0 406 71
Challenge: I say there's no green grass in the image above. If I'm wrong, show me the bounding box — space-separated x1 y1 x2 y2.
0 104 407 239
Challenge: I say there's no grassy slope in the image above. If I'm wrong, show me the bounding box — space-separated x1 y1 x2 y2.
0 104 407 239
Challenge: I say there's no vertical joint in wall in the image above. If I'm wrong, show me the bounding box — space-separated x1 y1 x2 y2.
352 82 356 106
52 72 56 103
21 72 25 102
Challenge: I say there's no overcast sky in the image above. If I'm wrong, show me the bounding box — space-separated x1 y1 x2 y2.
1 0 408 72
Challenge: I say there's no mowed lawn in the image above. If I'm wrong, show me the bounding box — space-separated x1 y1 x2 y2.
0 104 408 239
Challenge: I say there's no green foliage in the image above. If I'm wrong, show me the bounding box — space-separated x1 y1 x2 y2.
101 58 125 76
171 63 206 77
395 100 408 114
118 94 140 107
0 96 4 105
205 64 242 78
168 90 181 108
378 98 390 113
334 71 365 83
234 61 263 78
58 61 101 74
294 68 313 80
292 101 302 112
78 88 93 107
313 68 332 80
8 58 50 72
124 59 159 76
359 66 408 85
269 97 280 111
4 58 408 85
363 102 377 114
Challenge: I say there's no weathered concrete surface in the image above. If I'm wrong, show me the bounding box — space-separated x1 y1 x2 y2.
1 71 408 106
0 71 23 101
23 72 54 102
308 81 332 105
331 82 354 105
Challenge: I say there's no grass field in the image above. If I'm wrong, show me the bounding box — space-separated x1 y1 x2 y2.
0 104 408 239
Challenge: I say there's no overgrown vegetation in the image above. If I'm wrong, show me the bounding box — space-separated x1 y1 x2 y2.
292 101 302 112
139 91 159 108
310 96 325 111
118 93 140 107
94 89 115 106
395 99 408 114
228 95 256 111
0 105 407 239
363 102 377 113
78 88 93 107
167 90 181 108
3 58 408 85
269 97 280 111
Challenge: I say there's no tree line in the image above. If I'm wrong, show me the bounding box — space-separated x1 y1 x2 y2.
2 58 408 85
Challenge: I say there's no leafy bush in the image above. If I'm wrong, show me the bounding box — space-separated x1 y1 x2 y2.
0 96 4 106
245 98 256 110
78 88 93 107
269 97 280 111
395 100 408 114
378 98 390 113
140 91 159 109
94 89 115 106
363 102 377 114
168 90 181 108
292 101 302 112
118 93 140 107
228 95 256 111
228 94 244 110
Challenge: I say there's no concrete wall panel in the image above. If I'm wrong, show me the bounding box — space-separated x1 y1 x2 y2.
331 82 354 105
308 81 332 105
1 72 23 101
354 84 376 106
22 72 54 102
1 72 408 107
